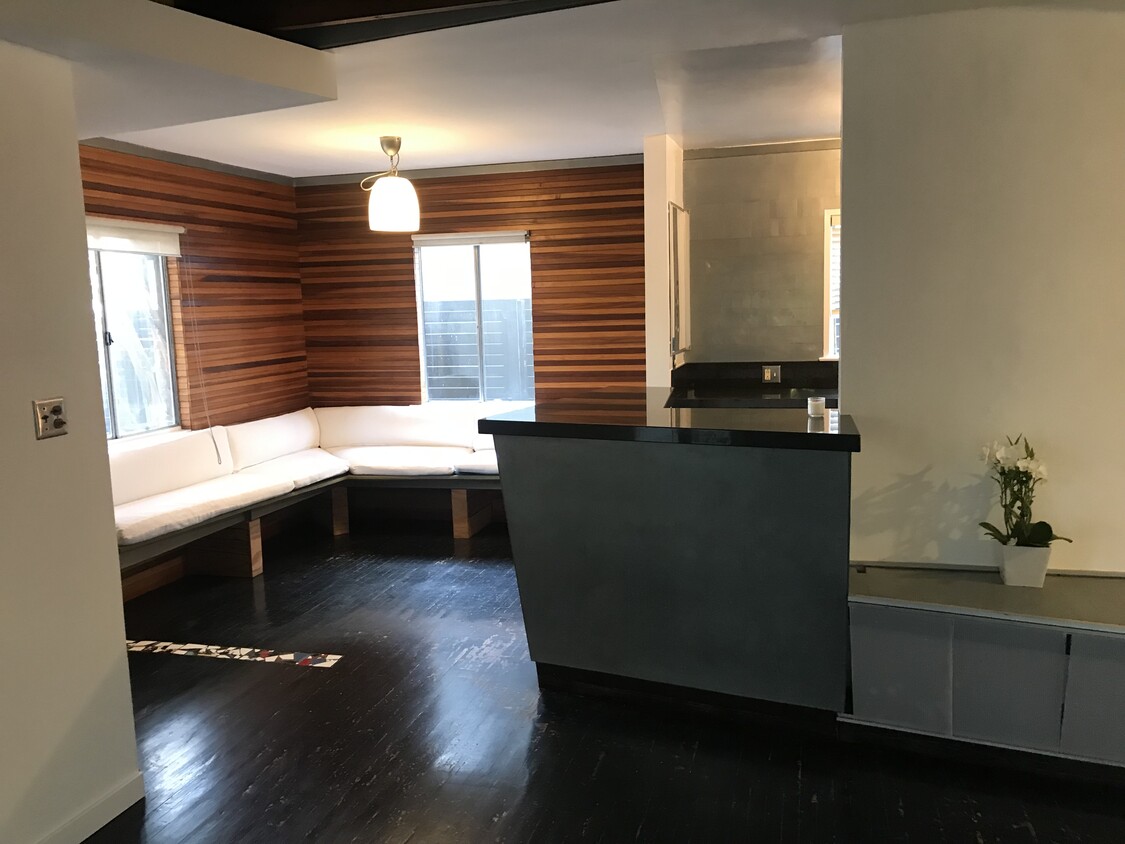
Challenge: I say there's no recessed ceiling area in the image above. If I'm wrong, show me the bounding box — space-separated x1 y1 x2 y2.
112 0 844 177
0 0 335 138
152 0 619 48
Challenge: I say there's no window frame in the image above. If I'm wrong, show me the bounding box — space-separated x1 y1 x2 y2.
822 209 841 361
89 247 181 439
412 231 533 403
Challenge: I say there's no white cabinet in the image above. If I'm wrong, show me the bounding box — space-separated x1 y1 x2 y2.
1060 632 1125 764
850 603 953 734
951 617 1067 752
850 602 1072 756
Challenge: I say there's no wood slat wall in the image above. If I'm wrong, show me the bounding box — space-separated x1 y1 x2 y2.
297 165 645 405
80 146 308 428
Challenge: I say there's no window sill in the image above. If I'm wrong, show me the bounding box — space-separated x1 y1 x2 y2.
107 426 186 453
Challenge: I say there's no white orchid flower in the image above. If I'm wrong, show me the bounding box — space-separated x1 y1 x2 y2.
1015 457 1049 480
996 445 1021 469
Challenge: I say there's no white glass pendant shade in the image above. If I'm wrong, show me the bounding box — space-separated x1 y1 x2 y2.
368 175 420 232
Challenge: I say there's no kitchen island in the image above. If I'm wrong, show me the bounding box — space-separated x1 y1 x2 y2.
479 388 860 713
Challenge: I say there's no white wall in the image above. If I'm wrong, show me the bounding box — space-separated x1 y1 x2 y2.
0 43 142 843
842 7 1125 572
643 134 683 386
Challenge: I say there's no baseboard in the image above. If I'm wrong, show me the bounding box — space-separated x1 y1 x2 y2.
35 770 144 844
536 662 839 736
838 716 1125 784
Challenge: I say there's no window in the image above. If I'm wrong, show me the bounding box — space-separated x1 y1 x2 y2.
823 210 841 360
87 219 183 438
413 232 534 402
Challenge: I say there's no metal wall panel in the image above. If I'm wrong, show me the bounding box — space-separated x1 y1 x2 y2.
496 435 852 711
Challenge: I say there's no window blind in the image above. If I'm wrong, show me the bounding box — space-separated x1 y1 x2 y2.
86 217 184 257
412 231 528 248
829 214 841 314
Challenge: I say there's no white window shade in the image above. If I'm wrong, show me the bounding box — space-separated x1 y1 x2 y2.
823 211 841 360
829 215 841 313
412 231 528 248
86 218 184 257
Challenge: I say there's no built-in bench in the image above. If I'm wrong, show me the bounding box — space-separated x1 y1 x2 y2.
112 403 523 596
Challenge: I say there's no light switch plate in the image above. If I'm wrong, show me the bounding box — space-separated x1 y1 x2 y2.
762 365 781 383
33 397 68 440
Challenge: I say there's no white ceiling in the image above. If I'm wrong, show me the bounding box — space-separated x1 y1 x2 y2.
108 0 845 177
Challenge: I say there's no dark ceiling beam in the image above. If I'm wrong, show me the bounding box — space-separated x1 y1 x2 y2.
164 0 618 48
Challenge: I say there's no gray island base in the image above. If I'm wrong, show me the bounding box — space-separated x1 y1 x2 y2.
479 388 861 714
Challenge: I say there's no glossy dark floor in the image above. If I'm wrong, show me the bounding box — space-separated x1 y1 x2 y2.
91 522 1125 843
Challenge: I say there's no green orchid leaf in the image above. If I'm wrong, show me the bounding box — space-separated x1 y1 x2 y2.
979 521 1009 544
1023 521 1054 547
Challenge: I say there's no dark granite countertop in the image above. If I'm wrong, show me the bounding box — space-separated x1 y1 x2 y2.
849 565 1125 635
479 387 860 452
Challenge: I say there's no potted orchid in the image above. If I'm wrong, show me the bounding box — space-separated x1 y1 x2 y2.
979 435 1071 587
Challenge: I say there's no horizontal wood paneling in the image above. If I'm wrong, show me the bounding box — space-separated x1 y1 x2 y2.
297 165 645 405
80 146 308 428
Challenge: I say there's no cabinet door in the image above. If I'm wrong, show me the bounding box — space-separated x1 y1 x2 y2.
850 603 953 734
952 617 1067 751
1061 631 1125 764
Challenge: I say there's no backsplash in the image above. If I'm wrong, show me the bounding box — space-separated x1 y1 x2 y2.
683 144 840 362
672 360 839 389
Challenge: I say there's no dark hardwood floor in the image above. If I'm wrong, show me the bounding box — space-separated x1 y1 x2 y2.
90 521 1125 843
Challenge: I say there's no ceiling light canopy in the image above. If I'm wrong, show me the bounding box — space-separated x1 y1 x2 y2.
361 136 420 233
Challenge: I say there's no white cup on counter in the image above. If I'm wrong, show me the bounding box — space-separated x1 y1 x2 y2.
807 396 827 418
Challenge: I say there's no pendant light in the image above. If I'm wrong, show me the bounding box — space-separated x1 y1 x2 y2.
360 136 420 232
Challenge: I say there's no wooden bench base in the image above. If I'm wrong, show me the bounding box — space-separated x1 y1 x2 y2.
189 518 263 578
120 474 503 599
451 489 496 539
332 486 350 536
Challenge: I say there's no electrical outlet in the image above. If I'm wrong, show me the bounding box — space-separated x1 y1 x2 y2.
33 397 68 440
762 365 781 384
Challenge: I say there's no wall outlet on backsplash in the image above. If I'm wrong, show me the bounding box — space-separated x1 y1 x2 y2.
762 365 781 383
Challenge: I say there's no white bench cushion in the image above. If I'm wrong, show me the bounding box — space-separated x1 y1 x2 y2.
452 451 499 475
115 474 295 545
109 428 233 506
422 400 532 452
315 405 474 449
225 408 321 471
239 448 349 488
326 446 474 476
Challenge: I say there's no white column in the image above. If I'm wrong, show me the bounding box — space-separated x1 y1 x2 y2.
0 42 142 844
643 134 684 387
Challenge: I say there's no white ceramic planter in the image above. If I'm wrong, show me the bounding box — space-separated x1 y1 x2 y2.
1000 545 1051 588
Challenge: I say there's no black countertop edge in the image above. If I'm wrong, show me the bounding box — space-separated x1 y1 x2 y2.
666 391 840 410
479 418 861 453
